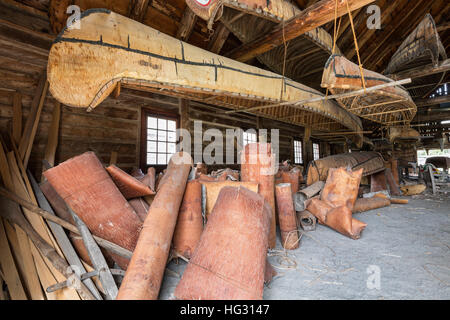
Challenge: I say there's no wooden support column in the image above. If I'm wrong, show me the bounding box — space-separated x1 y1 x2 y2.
179 99 190 152
303 126 313 166
227 0 375 62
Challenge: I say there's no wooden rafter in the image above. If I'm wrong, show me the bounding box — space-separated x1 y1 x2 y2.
176 6 197 41
207 23 230 54
387 59 450 80
226 0 375 62
128 0 151 22
415 96 450 107
362 0 426 70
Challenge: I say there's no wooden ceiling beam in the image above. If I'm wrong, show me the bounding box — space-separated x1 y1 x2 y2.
176 6 197 41
415 96 450 107
413 111 450 123
387 59 450 80
226 0 375 62
128 0 151 22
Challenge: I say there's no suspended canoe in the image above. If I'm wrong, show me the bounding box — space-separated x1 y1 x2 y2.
47 9 363 146
220 6 339 91
186 0 300 23
321 54 417 125
387 126 420 144
385 14 447 99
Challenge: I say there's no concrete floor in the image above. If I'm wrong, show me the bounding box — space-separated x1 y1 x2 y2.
160 194 450 300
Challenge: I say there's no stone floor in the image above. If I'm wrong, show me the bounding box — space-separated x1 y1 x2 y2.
159 194 450 300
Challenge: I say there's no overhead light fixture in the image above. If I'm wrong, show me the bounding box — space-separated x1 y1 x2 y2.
441 120 450 124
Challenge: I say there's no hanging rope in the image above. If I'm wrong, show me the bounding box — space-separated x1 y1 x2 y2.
280 19 290 102
345 0 366 92
326 0 342 100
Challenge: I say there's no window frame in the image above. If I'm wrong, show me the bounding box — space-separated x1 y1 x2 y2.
243 130 258 146
140 108 179 172
313 142 320 160
294 139 303 164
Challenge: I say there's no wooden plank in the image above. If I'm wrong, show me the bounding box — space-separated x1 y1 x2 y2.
43 101 60 169
18 72 47 166
0 141 44 300
29 173 102 300
0 218 27 300
3 221 44 300
6 149 80 300
227 0 375 62
12 91 22 145
68 206 118 300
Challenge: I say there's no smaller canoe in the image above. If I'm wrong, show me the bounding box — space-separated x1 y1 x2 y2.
385 14 447 99
321 54 417 125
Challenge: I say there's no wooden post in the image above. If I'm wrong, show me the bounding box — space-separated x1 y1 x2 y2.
43 101 61 169
179 99 190 153
428 165 437 195
303 126 312 166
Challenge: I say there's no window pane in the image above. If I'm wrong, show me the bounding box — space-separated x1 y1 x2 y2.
158 119 167 130
167 120 176 132
158 142 167 153
147 141 156 152
158 130 167 142
147 129 157 141
167 143 176 154
147 153 156 165
148 117 157 129
168 131 176 142
157 153 166 165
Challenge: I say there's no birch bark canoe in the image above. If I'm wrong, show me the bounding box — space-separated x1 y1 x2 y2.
186 0 301 23
384 14 447 99
321 54 417 125
47 9 363 146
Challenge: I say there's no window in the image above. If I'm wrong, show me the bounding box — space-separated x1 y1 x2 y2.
145 114 177 165
294 140 303 164
243 130 257 146
313 143 320 160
